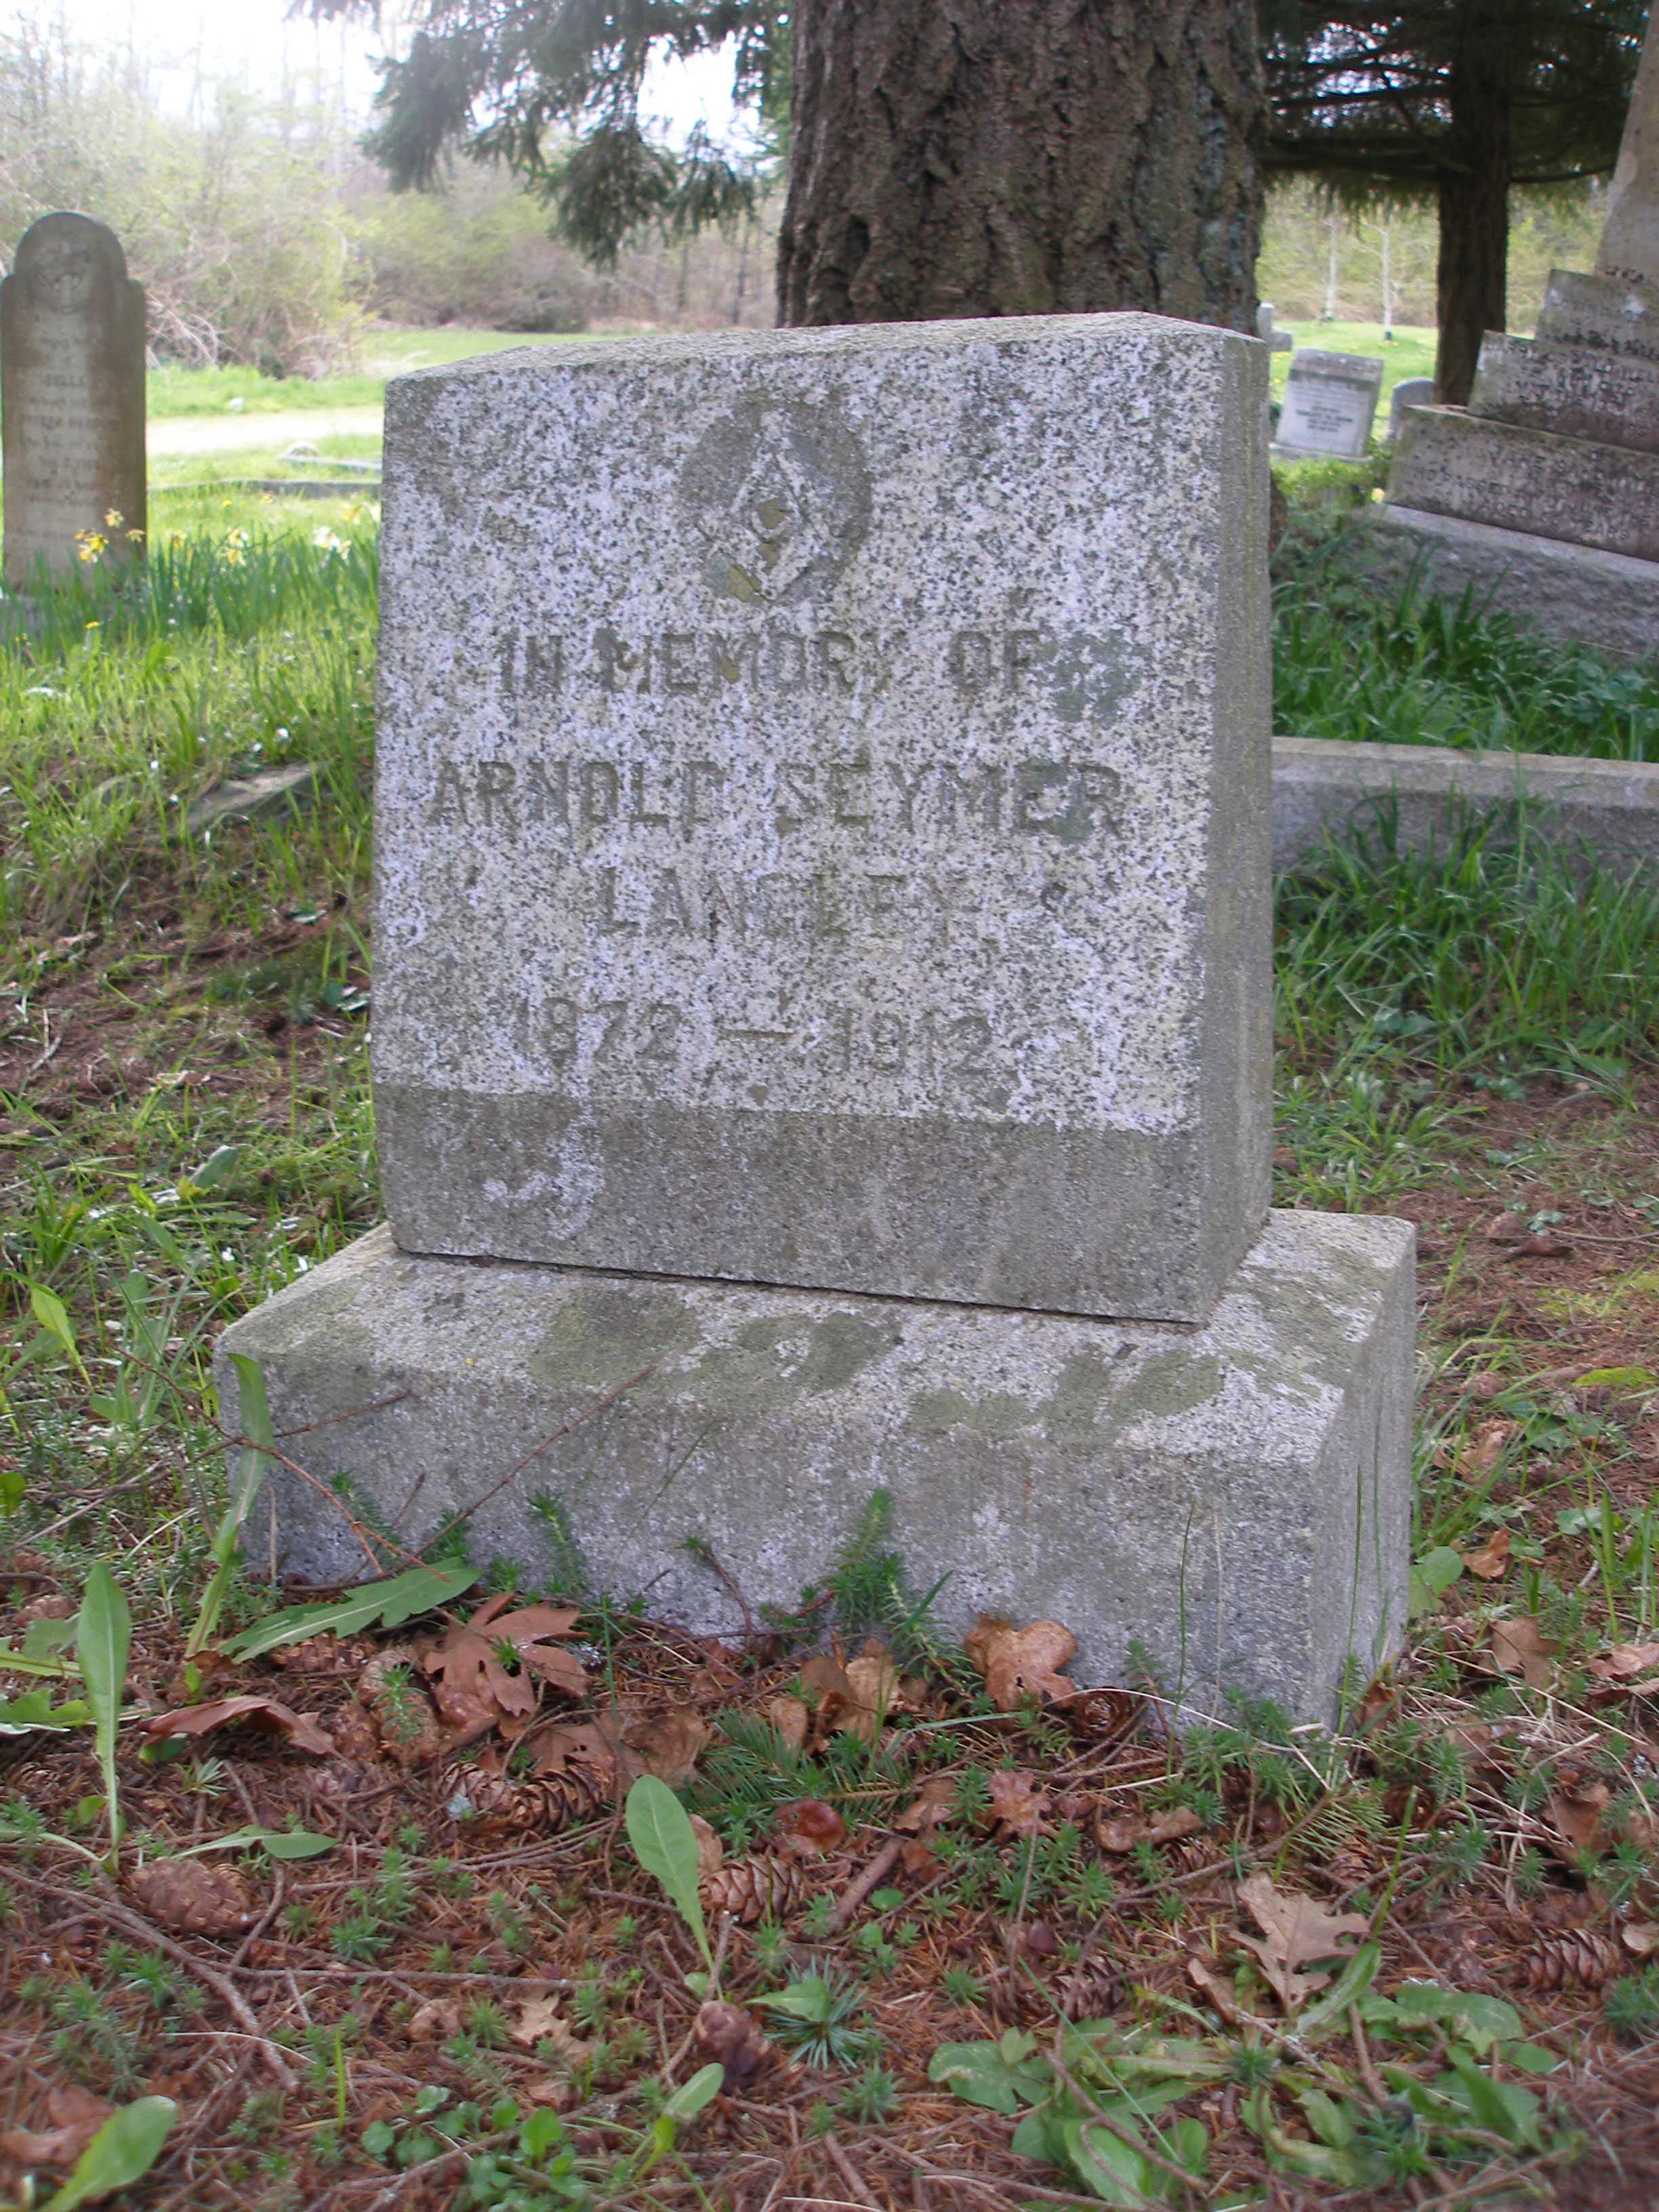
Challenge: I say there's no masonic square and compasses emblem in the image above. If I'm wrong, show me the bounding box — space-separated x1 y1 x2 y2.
676 398 872 605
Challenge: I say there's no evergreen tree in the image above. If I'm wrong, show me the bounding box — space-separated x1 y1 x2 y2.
308 0 1263 331
1262 0 1647 401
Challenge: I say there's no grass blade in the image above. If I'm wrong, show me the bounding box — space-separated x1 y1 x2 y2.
77 1563 131 1870
188 1351 274 1657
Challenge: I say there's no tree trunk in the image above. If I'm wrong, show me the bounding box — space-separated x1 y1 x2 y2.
777 0 1263 330
1435 0 1513 405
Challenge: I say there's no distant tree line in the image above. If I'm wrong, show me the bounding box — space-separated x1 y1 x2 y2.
0 14 775 375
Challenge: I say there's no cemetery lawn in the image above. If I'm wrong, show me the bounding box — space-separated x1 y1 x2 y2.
3 520 1659 2212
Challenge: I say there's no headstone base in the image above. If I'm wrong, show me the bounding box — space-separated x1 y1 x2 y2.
1387 406 1659 562
217 1212 1414 1726
1368 504 1659 663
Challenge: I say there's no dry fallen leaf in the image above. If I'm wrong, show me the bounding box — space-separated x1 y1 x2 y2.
1234 1872 1370 2014
689 1811 725 1883
1492 1616 1559 1689
1460 1528 1512 1580
1486 1212 1529 1245
1621 1922 1659 1959
1588 1643 1659 1681
895 1775 958 1836
623 1705 710 1786
0 2086 112 2169
140 1694 333 1756
1548 1780 1613 1864
423 1596 587 1735
407 1997 461 2044
1459 1420 1518 1479
764 1694 809 1753
987 1769 1049 1838
1186 1956 1245 2028
1515 1231 1572 1259
511 1996 590 2060
964 1617 1078 1708
1097 1805 1204 1855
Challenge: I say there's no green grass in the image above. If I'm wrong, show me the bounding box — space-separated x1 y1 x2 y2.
1273 519 1659 760
144 327 592 419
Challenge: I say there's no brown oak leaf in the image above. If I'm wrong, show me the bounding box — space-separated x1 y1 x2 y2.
510 1995 590 2060
1460 1528 1512 1580
140 1694 333 1755
0 2086 113 2170
1492 1616 1558 1689
964 1618 1078 1708
1097 1805 1204 1855
764 1694 809 1753
1234 1872 1370 2014
623 1705 710 1786
1588 1642 1659 1681
987 1769 1048 1838
422 1596 586 1734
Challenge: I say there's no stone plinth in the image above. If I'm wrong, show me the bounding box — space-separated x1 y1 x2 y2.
216 1212 1414 1726
1366 506 1659 665
1468 330 1659 453
1 213 146 588
375 315 1272 1325
1387 406 1659 561
1597 6 1659 291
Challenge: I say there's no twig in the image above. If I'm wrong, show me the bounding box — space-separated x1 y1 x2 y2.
219 1428 426 1572
436 1368 654 1531
6 1866 294 2088
828 1835 903 1933
821 2133 882 2211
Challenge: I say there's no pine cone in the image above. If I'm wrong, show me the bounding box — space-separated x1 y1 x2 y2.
1519 1929 1622 1991
703 1853 809 1925
693 2001 769 2084
1054 1962 1124 2021
468 1765 607 1832
129 1857 256 1938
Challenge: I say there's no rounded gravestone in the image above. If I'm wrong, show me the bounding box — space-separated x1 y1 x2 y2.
1 212 146 588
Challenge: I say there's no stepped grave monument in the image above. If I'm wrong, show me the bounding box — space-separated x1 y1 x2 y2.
1 211 146 589
1376 9 1659 659
220 312 1415 1723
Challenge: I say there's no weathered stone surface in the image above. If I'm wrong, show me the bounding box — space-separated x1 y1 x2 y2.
216 1210 1415 1724
1597 7 1659 293
1385 378 1435 442
1469 331 1659 454
1273 349 1383 459
1386 407 1659 562
1273 735 1659 879
1366 504 1659 664
1 213 146 588
374 314 1272 1323
1534 268 1659 367
186 762 322 835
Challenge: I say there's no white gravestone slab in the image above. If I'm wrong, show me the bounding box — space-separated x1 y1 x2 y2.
1275 349 1384 459
373 314 1273 1324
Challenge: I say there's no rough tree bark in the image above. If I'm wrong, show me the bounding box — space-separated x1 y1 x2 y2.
777 0 1263 331
1435 1 1513 405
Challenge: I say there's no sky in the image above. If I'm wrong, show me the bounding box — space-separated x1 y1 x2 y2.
53 0 741 140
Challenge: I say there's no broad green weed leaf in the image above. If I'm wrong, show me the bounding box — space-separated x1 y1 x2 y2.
78 1563 130 1865
222 1563 480 1660
1408 1545 1465 1618
624 1774 713 1971
926 2039 1048 2114
43 2095 176 2210
0 1689 92 1736
661 2064 723 2120
185 1824 335 1861
30 1283 87 1382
